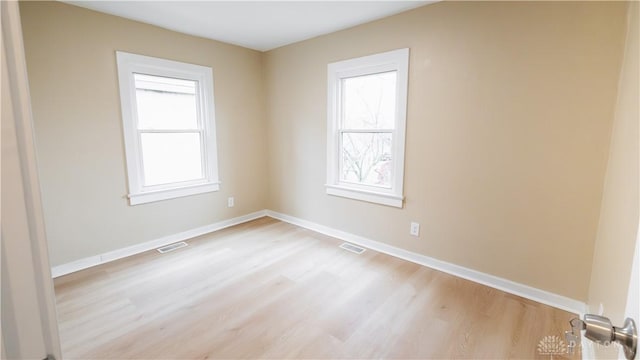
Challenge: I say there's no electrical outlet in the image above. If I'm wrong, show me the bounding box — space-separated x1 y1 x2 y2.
227 197 234 208
410 222 420 236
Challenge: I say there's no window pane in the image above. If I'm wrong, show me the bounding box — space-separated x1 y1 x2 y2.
140 133 203 186
343 71 396 130
134 74 198 130
341 132 392 188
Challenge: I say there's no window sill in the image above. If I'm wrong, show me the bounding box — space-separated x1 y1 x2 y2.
325 184 404 208
128 182 220 205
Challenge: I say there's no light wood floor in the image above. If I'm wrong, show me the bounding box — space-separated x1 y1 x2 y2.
54 217 579 359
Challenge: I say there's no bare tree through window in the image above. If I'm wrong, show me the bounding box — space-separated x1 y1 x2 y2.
340 71 396 188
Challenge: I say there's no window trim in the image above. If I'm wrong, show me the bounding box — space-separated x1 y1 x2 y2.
116 51 220 205
326 48 409 208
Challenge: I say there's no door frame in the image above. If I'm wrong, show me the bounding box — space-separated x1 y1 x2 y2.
1 1 62 358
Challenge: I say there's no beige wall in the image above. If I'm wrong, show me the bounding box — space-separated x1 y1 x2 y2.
588 1 639 324
264 1 627 301
19 2 269 266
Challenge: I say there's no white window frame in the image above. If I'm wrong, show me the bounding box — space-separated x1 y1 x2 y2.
116 51 220 205
326 48 409 208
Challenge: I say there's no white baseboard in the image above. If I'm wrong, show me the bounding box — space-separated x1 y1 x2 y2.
265 210 587 315
51 210 267 278
52 207 587 316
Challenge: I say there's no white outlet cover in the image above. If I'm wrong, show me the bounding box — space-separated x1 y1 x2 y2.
228 197 234 207
410 222 420 236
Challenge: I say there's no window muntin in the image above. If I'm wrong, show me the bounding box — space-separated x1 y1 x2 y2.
326 49 409 208
116 52 219 205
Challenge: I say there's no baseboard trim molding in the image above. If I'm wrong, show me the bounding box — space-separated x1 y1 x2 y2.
51 210 267 278
52 208 587 315
265 210 587 315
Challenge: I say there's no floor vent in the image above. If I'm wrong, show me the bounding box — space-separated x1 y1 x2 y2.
156 242 188 254
339 242 366 254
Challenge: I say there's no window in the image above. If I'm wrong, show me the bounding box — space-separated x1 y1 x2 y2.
116 52 220 205
326 48 409 208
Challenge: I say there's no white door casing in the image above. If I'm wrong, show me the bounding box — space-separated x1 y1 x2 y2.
1 1 62 359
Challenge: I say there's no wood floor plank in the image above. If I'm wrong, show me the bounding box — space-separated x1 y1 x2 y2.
54 218 580 359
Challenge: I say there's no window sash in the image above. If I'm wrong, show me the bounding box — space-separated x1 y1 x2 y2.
339 70 398 131
137 129 208 190
336 72 397 190
326 48 409 208
133 75 209 190
116 51 220 205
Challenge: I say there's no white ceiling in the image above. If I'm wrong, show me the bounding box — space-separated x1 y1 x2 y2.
63 1 433 51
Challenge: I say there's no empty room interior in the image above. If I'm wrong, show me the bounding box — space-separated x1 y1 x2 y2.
3 0 640 359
